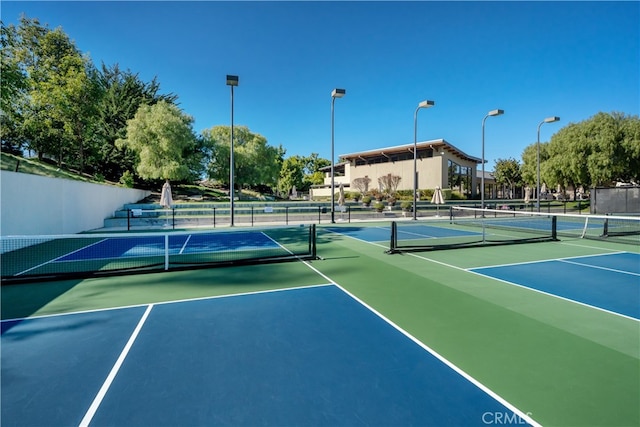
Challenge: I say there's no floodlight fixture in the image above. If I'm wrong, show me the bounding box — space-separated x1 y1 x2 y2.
413 100 436 220
331 88 346 223
226 75 239 86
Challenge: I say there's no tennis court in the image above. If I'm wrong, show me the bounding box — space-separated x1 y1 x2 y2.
2 213 639 426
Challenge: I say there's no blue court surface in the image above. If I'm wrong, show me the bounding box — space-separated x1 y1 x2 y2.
59 231 281 262
2 285 533 426
326 224 479 243
470 252 640 320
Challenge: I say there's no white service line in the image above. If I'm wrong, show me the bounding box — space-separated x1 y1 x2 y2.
297 257 541 427
78 304 154 427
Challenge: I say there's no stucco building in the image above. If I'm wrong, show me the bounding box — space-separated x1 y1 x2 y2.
311 139 485 199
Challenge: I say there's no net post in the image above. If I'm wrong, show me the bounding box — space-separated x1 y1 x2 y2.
318 206 321 224
310 224 317 258
390 221 397 252
551 215 558 240
603 217 609 237
127 209 131 231
164 234 169 270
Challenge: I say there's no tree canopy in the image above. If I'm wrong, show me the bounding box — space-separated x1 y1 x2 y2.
116 101 200 181
522 112 640 189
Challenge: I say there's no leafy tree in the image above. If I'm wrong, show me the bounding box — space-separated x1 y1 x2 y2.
538 112 640 188
493 158 522 199
94 63 178 181
0 22 29 154
202 125 284 192
116 101 200 181
302 153 330 188
278 156 305 197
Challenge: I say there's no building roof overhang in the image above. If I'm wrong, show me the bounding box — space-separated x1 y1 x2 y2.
339 139 482 164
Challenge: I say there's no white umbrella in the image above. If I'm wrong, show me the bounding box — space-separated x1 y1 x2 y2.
431 186 445 216
291 185 297 199
160 179 173 208
338 183 345 210
524 186 531 204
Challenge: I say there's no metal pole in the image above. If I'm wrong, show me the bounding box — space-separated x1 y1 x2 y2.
230 85 235 226
536 121 542 213
413 106 419 220
331 96 336 223
481 115 488 211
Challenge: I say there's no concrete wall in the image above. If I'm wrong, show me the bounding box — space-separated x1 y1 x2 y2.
1 171 150 235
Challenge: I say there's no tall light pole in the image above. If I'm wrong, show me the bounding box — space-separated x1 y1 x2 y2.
413 100 435 220
331 88 346 224
536 116 560 212
481 109 504 210
226 75 238 226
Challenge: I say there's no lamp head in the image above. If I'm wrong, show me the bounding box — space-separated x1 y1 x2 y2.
418 100 435 109
331 88 346 98
226 75 239 86
544 116 560 123
488 109 504 116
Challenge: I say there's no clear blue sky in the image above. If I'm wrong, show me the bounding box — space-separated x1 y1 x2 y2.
3 1 639 169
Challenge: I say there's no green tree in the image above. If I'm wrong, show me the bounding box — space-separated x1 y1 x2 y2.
493 158 522 199
278 156 305 196
202 125 284 192
116 101 200 181
302 153 330 189
0 22 29 154
542 112 640 188
94 63 178 181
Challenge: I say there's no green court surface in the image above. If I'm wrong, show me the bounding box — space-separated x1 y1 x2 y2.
2 221 639 426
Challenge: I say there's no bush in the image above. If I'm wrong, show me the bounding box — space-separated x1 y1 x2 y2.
400 201 412 211
119 170 135 188
373 201 385 212
361 195 372 206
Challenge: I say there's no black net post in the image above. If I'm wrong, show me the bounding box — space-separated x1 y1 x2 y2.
127 209 131 231
551 215 558 240
310 224 317 259
390 221 397 252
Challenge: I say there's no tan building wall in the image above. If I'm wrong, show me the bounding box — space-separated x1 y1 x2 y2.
312 139 481 199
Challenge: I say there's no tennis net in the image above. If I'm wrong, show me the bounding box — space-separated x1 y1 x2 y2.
388 207 640 253
1 224 317 283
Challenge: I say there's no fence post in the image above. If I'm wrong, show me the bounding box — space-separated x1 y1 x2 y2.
127 209 131 231
286 206 289 225
251 206 254 226
172 208 176 229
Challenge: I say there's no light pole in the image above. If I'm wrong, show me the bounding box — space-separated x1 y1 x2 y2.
331 88 345 223
226 75 238 226
536 116 560 212
481 109 504 210
413 100 435 220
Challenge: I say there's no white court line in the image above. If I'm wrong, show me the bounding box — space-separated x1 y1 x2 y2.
179 234 192 254
297 259 540 427
15 238 109 276
558 258 640 277
468 269 639 322
78 304 154 427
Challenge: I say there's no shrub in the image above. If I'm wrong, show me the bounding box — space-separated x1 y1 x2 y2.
400 201 412 211
119 170 135 188
373 201 385 212
362 195 372 206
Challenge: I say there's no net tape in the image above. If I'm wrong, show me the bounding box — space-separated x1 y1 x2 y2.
1 225 317 283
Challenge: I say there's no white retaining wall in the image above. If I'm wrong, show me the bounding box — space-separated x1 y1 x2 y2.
1 171 150 235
